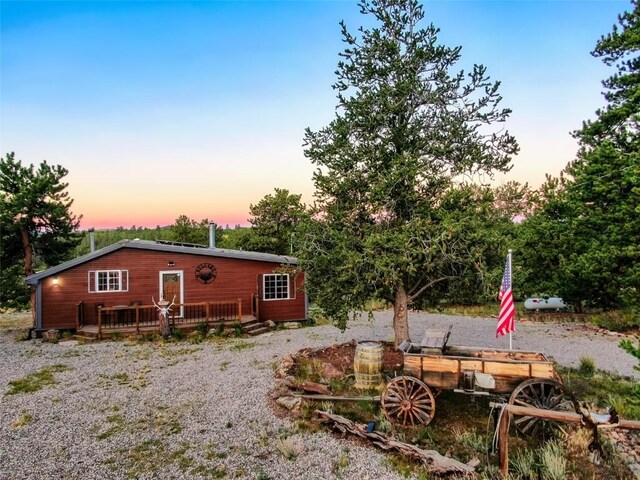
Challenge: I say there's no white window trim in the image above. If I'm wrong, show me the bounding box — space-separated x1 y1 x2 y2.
262 273 291 301
87 270 128 293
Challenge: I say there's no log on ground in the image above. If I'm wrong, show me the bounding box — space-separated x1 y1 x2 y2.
315 410 475 476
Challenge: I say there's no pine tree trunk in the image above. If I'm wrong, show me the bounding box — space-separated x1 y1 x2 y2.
20 226 33 276
20 226 36 327
392 285 411 347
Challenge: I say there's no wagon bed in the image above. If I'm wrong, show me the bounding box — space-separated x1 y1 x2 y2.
382 327 570 432
402 345 557 394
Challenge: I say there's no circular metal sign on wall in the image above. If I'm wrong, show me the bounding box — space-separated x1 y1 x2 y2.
195 263 217 284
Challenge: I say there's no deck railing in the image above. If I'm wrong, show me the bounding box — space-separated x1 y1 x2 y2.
96 299 243 339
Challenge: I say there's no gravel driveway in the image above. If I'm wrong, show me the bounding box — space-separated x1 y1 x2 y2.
1 312 637 480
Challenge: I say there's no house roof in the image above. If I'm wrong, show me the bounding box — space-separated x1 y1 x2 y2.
25 239 298 285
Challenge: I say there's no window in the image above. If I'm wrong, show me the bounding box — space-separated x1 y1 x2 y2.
263 274 290 300
88 270 128 292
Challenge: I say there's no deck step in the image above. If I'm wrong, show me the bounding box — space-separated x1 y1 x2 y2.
73 335 98 343
242 319 271 336
246 326 269 336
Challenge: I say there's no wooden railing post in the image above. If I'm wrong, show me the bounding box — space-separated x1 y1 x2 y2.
206 302 210 325
237 298 242 322
135 305 140 335
97 306 103 340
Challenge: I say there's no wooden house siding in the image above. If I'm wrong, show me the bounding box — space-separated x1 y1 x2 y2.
39 248 306 330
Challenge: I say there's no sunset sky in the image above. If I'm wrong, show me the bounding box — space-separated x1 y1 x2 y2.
0 0 628 229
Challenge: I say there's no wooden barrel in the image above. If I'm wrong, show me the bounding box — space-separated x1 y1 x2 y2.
354 341 384 389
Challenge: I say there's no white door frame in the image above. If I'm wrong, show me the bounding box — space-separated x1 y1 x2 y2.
159 270 184 317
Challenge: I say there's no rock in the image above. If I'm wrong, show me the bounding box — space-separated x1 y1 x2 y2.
59 340 79 347
296 348 313 358
265 320 277 328
43 329 60 343
283 322 301 329
322 363 343 380
269 385 292 400
275 376 295 388
295 381 331 395
276 396 302 412
275 354 296 378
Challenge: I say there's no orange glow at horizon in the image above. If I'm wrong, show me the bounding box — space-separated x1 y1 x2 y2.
70 179 316 231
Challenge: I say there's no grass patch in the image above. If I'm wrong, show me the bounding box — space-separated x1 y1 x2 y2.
97 405 184 442
435 303 527 318
332 448 351 475
97 367 149 390
592 311 640 332
106 439 198 478
6 364 70 395
12 412 34 428
578 356 596 376
560 365 640 420
231 340 256 352
158 346 201 358
96 414 127 440
0 310 32 330
275 436 304 461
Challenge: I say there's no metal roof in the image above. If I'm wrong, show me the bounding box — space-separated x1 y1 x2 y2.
25 239 298 285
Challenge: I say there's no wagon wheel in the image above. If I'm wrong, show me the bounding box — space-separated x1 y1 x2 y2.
508 378 571 437
381 376 436 428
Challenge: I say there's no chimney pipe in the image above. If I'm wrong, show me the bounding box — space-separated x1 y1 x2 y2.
89 229 95 253
209 223 216 249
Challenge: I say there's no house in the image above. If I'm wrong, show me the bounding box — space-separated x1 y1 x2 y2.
25 226 306 338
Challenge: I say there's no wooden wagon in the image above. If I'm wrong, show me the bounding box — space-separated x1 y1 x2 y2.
381 327 571 434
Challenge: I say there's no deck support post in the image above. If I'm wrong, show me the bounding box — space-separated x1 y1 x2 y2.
135 305 140 335
238 298 242 323
76 302 81 330
97 307 102 340
205 302 210 325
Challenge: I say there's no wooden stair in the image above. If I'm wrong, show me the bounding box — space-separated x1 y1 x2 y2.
73 333 98 343
241 318 270 336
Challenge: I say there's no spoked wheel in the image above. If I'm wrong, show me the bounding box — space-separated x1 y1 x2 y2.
508 378 572 437
381 376 436 428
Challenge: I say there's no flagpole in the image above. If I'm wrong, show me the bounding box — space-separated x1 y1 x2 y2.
508 249 513 351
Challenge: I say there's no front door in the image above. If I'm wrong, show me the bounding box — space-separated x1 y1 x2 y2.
159 271 184 317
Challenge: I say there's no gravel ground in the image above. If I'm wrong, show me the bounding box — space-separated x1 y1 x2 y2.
0 311 638 480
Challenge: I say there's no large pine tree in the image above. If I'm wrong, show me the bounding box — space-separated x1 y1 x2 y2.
299 0 518 344
0 152 81 313
518 1 640 312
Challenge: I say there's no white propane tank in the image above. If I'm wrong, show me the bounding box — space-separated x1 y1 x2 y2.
524 297 567 311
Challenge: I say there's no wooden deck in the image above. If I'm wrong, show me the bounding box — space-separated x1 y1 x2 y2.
77 315 264 339
75 298 269 339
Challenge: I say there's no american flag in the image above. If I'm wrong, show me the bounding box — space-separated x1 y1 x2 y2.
497 253 515 337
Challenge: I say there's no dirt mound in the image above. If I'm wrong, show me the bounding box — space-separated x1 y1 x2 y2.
300 340 404 375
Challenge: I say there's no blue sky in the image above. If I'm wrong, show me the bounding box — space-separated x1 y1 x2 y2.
0 0 629 228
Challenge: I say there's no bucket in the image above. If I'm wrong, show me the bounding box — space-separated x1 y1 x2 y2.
354 341 383 389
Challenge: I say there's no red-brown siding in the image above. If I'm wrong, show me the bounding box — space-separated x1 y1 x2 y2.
39 248 306 329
